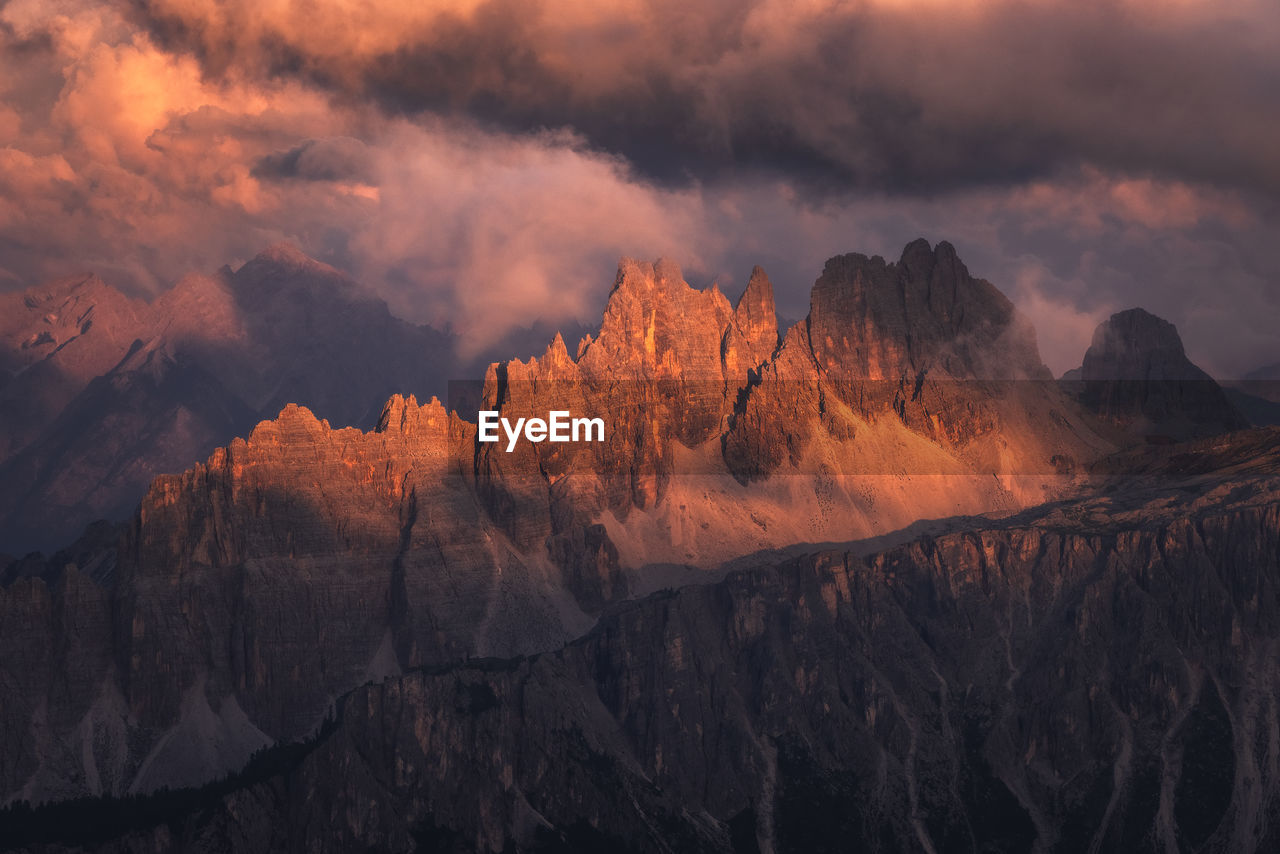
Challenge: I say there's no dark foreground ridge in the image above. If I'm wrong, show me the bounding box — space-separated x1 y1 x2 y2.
6 429 1279 853
0 717 339 851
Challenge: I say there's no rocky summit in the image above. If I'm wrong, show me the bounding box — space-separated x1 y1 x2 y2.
1064 307 1247 440
0 240 1272 853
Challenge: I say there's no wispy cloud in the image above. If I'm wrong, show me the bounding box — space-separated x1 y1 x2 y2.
130 0 1280 193
0 0 1276 375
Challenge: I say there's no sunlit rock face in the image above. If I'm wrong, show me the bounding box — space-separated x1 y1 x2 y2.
721 240 1111 498
1 240 1125 807
1064 307 1248 440
722 265 780 387
482 241 1115 574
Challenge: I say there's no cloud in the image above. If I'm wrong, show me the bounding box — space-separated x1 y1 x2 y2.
252 137 377 183
334 121 713 356
0 0 716 353
0 0 1276 379
1002 169 1256 236
129 0 1280 195
1006 259 1114 377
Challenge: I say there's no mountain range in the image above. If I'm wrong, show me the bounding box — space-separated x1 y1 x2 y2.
7 426 1279 853
0 247 609 558
0 239 1275 852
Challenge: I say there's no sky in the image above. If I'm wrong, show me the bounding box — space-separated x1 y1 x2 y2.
1 0 1277 376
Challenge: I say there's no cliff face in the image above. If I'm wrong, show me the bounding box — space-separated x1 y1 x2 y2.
0 240 1120 807
479 241 1115 573
1066 308 1247 440
0 395 606 805
805 239 1048 382
12 429 1280 854
720 240 1109 491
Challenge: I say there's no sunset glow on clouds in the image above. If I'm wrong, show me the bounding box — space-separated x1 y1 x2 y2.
1 0 1276 374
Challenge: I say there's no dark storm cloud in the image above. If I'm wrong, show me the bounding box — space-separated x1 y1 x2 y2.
252 137 376 183
129 0 1280 195
1 0 1276 378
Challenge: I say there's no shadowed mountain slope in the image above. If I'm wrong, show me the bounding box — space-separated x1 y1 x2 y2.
1063 307 1247 440
5 427 1279 853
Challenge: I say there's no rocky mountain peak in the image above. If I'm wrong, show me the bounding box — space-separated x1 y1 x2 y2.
248 402 332 442
897 235 937 278
734 266 778 343
896 236 964 283
1080 308 1193 380
584 257 732 380
376 393 449 438
1069 307 1246 439
229 243 363 310
806 238 1046 381
721 239 1105 483
609 257 656 298
248 241 330 272
541 331 575 371
651 257 685 291
722 265 780 385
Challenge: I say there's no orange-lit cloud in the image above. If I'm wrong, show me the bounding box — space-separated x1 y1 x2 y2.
127 0 1280 193
1007 169 1255 235
0 0 716 349
0 0 1277 376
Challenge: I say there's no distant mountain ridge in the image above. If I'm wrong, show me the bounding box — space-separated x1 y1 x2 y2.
1063 307 1248 439
1246 362 1280 383
0 247 459 554
1223 360 1280 426
6 245 1257 556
